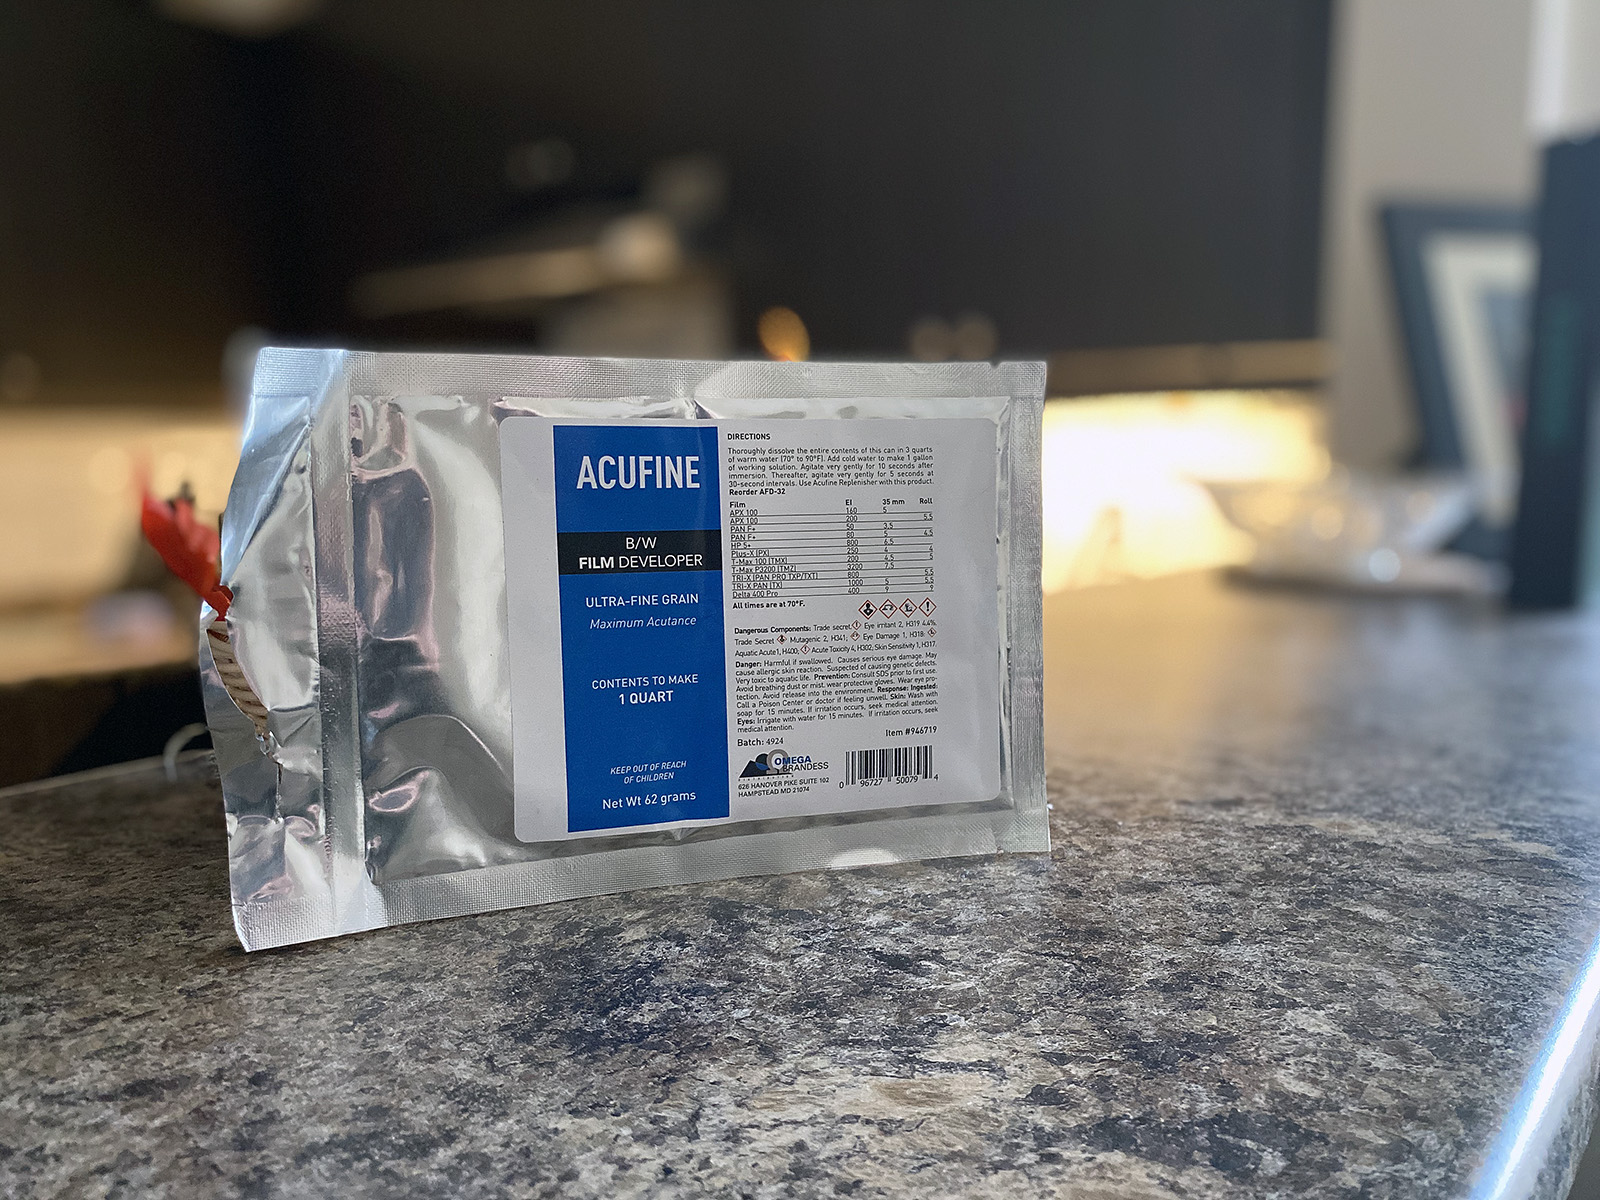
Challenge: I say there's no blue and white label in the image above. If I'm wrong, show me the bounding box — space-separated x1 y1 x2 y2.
502 415 1002 843
551 424 729 831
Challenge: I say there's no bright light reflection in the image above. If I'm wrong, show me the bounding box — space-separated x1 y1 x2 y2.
1469 930 1600 1200
1041 391 1329 592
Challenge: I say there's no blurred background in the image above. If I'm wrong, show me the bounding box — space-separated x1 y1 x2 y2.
0 0 1561 782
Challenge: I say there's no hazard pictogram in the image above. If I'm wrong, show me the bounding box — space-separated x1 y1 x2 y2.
859 600 876 619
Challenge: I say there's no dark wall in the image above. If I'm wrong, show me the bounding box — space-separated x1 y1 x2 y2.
0 0 1331 384
0 2 284 390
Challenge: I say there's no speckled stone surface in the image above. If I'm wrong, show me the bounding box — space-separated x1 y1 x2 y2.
7 575 1600 1198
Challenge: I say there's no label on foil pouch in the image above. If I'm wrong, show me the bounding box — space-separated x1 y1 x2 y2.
500 416 1001 842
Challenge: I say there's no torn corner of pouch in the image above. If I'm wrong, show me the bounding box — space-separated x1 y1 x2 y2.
206 614 274 748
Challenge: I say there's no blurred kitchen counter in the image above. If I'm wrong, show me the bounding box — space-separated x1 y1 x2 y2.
5 573 1600 1197
0 404 233 782
0 603 205 785
0 602 196 686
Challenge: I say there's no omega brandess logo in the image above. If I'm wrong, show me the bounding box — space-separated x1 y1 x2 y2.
740 748 825 778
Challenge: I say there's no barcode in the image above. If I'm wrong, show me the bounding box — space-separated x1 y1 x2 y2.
845 745 933 784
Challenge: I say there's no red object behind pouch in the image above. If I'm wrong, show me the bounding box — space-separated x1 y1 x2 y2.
140 485 232 617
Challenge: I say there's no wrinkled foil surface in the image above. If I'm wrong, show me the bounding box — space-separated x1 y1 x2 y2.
202 351 1046 949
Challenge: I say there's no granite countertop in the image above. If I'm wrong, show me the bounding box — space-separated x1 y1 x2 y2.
7 573 1600 1198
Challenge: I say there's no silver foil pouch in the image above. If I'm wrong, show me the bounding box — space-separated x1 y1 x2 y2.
204 350 1046 949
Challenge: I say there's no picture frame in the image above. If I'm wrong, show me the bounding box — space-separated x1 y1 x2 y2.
1382 203 1535 551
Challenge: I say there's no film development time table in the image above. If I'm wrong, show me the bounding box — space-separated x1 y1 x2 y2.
729 499 938 617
